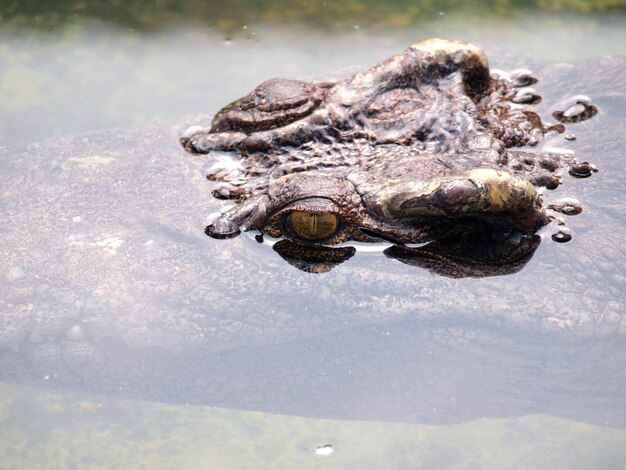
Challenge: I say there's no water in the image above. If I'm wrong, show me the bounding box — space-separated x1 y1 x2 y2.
2 383 626 469
1 1 626 468
2 11 626 147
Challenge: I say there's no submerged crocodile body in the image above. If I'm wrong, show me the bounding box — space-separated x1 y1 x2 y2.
0 43 624 426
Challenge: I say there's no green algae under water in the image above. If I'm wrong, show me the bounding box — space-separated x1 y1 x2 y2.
1 382 626 470
1 0 625 31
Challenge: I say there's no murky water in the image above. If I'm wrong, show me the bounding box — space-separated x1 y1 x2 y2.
1 1 626 468
2 11 626 148
2 382 626 469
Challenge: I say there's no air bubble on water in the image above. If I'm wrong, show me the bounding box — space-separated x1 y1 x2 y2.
569 161 595 178
552 95 597 123
549 197 582 216
552 228 572 243
314 444 334 456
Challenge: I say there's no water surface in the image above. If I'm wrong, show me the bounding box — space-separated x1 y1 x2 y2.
1 1 626 468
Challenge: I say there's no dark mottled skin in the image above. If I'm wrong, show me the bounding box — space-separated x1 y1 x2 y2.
180 39 597 273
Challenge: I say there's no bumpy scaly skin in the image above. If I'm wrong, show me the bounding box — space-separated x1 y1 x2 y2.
181 38 596 251
181 39 492 154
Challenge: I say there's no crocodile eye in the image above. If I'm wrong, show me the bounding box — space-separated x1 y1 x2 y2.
287 211 339 241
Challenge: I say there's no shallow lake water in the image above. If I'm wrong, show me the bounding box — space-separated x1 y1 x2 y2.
1 1 626 468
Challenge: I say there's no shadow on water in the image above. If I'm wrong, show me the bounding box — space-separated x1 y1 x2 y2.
1 0 626 468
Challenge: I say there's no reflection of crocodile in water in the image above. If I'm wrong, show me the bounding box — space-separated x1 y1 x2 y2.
0 43 625 427
181 39 598 275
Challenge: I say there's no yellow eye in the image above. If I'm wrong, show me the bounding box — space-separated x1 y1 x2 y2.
287 211 339 241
